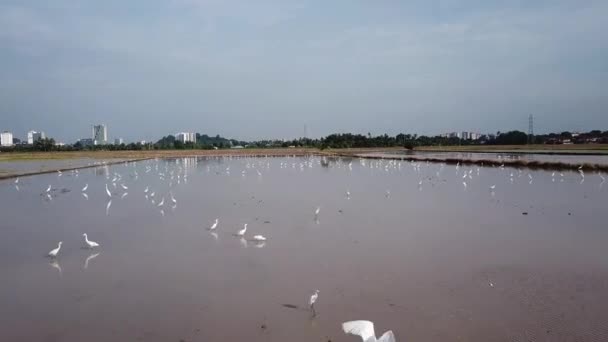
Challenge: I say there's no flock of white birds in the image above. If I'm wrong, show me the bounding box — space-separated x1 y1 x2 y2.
8 154 608 341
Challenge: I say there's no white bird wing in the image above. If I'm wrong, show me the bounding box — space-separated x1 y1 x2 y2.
342 320 375 342
378 330 396 342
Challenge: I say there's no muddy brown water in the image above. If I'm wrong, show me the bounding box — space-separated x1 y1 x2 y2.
1 157 607 342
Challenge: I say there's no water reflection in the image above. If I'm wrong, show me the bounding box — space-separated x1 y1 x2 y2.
49 259 62 276
84 253 100 270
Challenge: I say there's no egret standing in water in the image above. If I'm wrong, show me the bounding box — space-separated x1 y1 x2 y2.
82 233 100 249
15 177 19 184
309 290 320 316
46 185 52 193
105 184 112 198
342 320 396 342
170 192 177 204
209 218 219 231
82 183 88 192
315 207 321 217
48 242 62 258
236 224 247 236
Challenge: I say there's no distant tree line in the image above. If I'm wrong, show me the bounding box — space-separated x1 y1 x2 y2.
2 130 608 153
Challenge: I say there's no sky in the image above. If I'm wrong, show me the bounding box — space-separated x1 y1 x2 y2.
1 0 607 143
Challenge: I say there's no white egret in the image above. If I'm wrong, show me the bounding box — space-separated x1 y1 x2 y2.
105 184 112 197
84 252 99 270
106 200 112 216
46 185 52 193
120 183 128 190
315 207 321 216
144 186 149 193
236 224 247 236
489 185 496 190
209 218 219 230
121 192 128 199
14 177 19 184
170 192 177 204
82 183 88 192
463 181 467 188
346 190 351 199
48 241 62 258
342 320 396 342
309 290 320 316
82 233 100 248
157 197 164 207
150 192 155 197
252 235 266 241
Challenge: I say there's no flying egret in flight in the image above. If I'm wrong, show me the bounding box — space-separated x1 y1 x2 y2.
82 184 88 192
82 233 100 249
48 241 62 258
236 224 247 236
309 290 320 316
209 218 219 230
342 320 396 342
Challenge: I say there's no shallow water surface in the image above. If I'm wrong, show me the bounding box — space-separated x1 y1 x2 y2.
1 156 607 341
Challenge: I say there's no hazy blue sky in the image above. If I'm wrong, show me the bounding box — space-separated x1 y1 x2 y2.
1 0 607 142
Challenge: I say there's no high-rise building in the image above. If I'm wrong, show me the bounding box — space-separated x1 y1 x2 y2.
175 132 196 143
114 138 124 145
27 131 46 144
92 124 108 145
1 131 14 147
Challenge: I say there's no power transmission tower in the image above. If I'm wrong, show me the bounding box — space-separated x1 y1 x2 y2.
528 114 534 144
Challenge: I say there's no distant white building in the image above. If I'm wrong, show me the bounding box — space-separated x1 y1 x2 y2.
92 124 108 145
175 132 196 143
27 130 46 144
1 131 14 147
114 138 124 145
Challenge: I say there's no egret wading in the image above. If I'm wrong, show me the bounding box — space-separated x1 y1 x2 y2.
48 242 62 258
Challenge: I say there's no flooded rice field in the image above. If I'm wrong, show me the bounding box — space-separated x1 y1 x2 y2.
1 156 608 342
